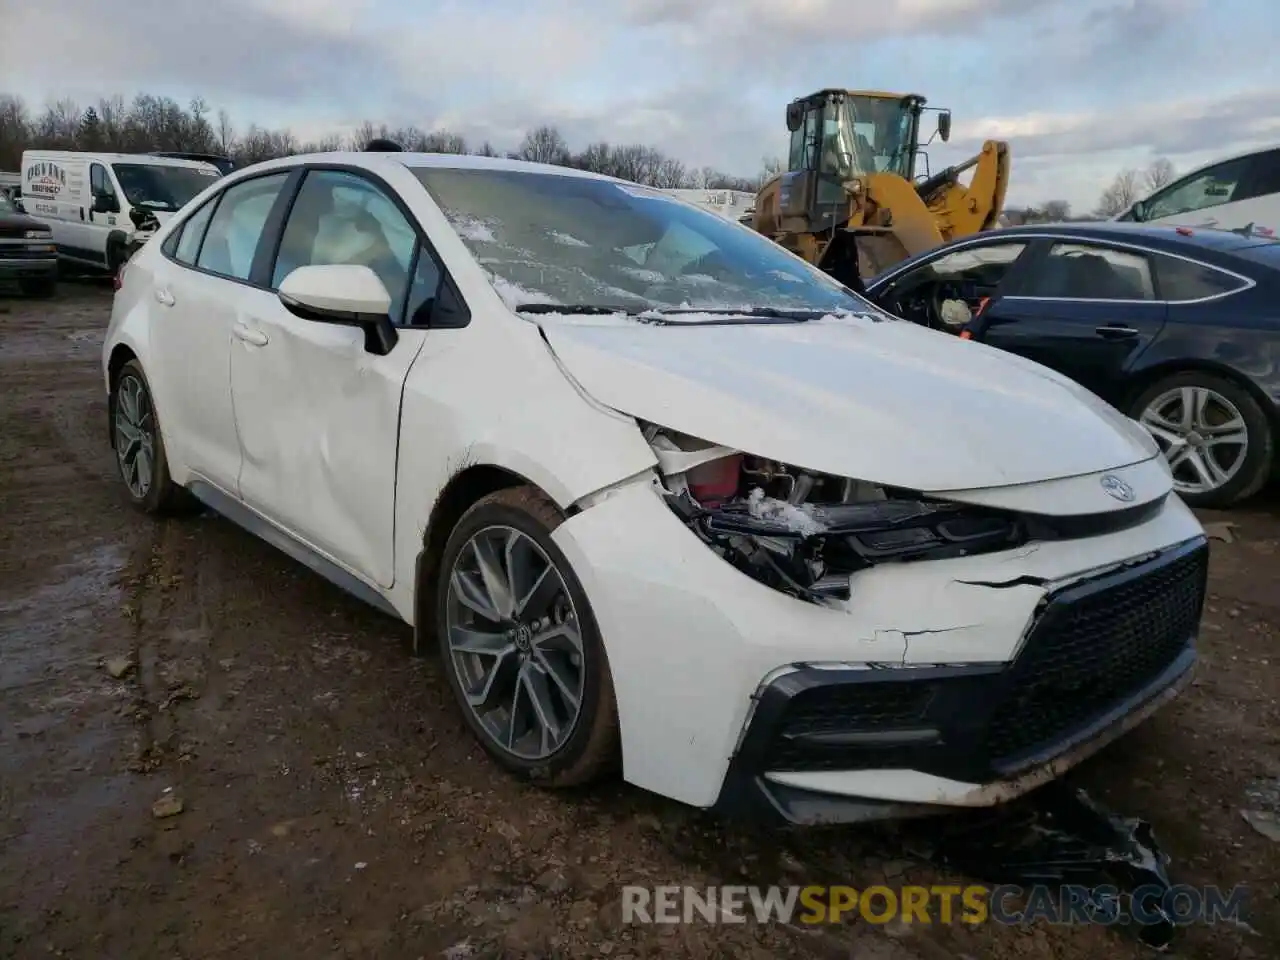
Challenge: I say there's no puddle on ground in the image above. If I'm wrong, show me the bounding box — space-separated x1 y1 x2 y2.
0 541 128 691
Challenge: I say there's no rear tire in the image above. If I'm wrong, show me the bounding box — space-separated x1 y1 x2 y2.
434 485 619 788
109 360 198 515
1130 370 1272 509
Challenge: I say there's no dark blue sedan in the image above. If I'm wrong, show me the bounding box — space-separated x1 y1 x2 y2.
864 222 1280 508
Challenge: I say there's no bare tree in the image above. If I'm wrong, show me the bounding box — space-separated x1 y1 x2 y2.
1144 157 1176 193
0 94 31 168
759 155 784 187
421 130 467 154
1041 199 1072 222
0 90 765 191
518 125 570 165
216 109 235 153
1095 169 1142 218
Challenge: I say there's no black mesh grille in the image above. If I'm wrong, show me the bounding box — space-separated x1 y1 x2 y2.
769 682 938 771
985 545 1207 766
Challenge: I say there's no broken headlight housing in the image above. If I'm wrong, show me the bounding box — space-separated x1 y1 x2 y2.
645 424 1026 605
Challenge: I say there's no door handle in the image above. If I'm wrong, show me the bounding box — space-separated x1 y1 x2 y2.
154 288 175 307
1094 325 1138 339
232 321 269 347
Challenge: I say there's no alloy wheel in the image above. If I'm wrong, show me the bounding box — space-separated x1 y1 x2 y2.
444 525 586 761
1139 385 1249 496
114 374 155 499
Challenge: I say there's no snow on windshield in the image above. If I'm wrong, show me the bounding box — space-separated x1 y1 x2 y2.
414 167 868 318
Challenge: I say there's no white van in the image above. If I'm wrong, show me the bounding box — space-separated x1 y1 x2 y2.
1117 144 1280 238
20 151 222 272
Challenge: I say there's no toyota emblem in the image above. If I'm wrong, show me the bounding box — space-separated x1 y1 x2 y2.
1100 474 1136 502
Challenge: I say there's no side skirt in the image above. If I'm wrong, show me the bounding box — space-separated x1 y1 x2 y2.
187 479 401 620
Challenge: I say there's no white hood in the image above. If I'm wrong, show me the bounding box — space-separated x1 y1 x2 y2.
541 313 1159 492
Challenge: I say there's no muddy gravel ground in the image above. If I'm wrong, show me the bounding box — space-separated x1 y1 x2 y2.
1 281 1278 960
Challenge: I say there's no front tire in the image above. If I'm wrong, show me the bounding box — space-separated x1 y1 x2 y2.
435 486 619 787
1131 371 1273 508
109 360 195 515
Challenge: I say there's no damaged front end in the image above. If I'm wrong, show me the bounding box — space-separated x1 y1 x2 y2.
646 424 1028 604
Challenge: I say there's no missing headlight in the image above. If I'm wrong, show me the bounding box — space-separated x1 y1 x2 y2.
646 426 1025 605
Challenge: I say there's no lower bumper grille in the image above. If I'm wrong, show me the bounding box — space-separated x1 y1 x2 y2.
748 539 1208 782
985 544 1206 769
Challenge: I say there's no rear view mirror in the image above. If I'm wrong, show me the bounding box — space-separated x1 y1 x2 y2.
278 264 399 355
937 111 952 143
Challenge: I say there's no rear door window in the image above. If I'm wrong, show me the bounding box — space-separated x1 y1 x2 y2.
195 173 290 281
171 199 219 266
1019 242 1155 300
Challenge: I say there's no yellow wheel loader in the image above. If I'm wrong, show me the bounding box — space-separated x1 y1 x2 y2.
750 90 1011 289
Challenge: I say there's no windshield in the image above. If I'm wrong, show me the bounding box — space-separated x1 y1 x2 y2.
413 167 870 318
845 96 915 179
111 163 220 212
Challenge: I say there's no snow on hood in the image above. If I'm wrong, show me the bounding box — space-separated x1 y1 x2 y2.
540 313 1159 492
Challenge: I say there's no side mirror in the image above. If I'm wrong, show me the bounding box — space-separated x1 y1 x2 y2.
92 192 118 214
1129 200 1147 222
278 264 399 355
937 111 952 143
785 102 804 133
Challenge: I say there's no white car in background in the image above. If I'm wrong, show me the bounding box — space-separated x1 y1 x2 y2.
103 152 1208 823
1118 144 1280 238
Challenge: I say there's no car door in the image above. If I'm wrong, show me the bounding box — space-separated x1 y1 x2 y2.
148 171 293 493
970 239 1168 403
229 166 440 588
85 161 121 263
865 238 1034 332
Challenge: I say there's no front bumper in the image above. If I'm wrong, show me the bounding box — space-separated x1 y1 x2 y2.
716 537 1206 824
0 249 57 280
549 469 1207 814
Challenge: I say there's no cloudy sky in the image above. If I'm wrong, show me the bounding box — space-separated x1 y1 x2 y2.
4 0 1277 212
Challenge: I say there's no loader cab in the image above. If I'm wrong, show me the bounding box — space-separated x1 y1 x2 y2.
779 90 928 232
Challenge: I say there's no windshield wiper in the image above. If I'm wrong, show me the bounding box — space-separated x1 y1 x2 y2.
515 303 644 315
640 306 869 325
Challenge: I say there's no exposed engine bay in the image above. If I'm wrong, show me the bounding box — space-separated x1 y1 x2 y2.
644 424 1028 604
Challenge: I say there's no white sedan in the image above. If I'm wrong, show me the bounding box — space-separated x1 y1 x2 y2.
103 151 1209 824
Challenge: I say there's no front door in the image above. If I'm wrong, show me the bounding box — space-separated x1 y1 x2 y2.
972 240 1168 403
230 167 437 587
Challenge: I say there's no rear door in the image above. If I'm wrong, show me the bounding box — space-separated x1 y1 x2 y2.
970 239 1168 403
149 170 294 493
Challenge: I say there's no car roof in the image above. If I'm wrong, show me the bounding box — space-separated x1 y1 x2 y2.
870 220 1280 287
25 150 218 170
993 220 1278 255
260 150 631 185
